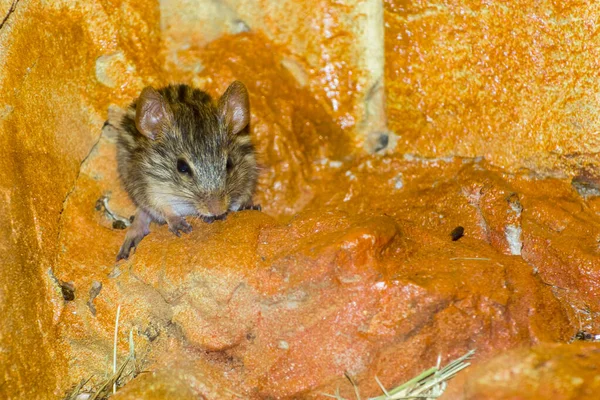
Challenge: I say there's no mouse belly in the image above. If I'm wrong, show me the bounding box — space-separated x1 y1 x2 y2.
144 195 198 223
168 203 199 218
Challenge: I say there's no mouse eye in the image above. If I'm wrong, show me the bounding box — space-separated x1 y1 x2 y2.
226 157 233 172
177 159 192 175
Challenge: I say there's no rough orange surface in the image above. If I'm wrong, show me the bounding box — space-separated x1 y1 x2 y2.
52 33 600 397
2 1 600 399
0 3 114 398
385 0 600 174
0 0 165 397
462 343 600 399
210 0 373 133
54 118 600 397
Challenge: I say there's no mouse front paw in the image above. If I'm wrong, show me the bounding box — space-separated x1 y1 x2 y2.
240 203 262 211
202 213 228 224
167 217 192 237
202 216 216 224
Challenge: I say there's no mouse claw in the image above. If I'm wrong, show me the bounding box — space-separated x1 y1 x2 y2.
116 232 143 261
202 216 216 224
116 245 132 261
168 217 192 237
116 209 152 261
240 203 261 211
202 213 228 224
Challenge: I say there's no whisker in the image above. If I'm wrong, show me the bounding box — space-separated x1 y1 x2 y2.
145 190 194 198
145 191 198 203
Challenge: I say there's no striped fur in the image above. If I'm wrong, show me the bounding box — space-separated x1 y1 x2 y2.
116 83 258 222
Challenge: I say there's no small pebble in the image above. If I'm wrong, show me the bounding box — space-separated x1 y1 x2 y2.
278 340 289 350
60 281 75 301
374 133 389 152
112 220 127 230
451 226 465 241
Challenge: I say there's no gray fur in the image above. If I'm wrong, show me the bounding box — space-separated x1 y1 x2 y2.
114 82 258 259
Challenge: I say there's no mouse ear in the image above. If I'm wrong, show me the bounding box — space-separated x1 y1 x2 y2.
218 81 250 135
135 87 172 140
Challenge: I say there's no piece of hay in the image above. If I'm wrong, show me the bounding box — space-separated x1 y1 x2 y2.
65 308 138 400
113 304 121 394
323 349 476 400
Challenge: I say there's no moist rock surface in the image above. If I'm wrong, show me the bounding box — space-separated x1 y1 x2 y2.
54 118 599 397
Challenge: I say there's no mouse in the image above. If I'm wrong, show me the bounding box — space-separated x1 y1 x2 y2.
112 81 259 260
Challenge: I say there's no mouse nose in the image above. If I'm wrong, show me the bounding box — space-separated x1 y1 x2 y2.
206 196 228 216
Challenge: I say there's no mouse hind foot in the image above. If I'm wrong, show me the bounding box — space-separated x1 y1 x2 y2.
116 209 151 261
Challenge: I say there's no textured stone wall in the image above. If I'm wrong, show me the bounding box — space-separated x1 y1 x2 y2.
0 1 165 397
162 0 600 172
1 1 600 399
161 0 388 150
385 0 600 175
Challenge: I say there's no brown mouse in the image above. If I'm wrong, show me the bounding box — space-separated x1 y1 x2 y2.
113 81 258 260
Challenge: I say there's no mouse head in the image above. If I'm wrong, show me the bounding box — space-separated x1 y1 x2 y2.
134 81 255 217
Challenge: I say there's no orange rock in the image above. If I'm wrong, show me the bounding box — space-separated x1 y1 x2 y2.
384 0 600 175
461 343 600 400
2 2 600 399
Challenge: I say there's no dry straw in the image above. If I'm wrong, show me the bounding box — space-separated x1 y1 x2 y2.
66 306 138 400
323 349 476 400
66 304 474 400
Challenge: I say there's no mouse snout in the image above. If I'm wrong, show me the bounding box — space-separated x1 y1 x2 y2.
206 195 228 216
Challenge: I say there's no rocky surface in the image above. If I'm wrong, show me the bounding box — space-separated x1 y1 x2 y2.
384 0 600 175
462 343 600 399
1 1 600 399
52 118 599 397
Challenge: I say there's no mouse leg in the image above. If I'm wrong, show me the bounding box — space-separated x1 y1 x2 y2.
116 209 151 261
165 214 193 237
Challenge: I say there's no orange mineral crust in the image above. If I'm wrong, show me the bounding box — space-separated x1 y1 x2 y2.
384 0 600 174
461 343 600 400
0 1 163 397
2 2 600 399
197 0 371 133
167 33 355 217
54 110 598 397
0 1 170 397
